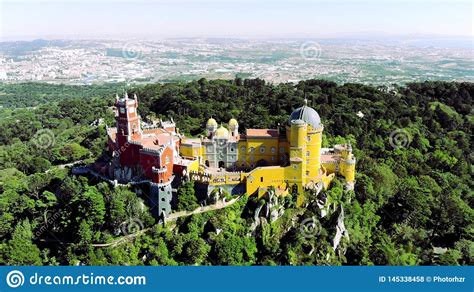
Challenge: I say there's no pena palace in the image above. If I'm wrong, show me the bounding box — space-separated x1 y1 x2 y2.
105 93 356 218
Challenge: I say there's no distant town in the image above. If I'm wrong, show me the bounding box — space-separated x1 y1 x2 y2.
0 38 472 85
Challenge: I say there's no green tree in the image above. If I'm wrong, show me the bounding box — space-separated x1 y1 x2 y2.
177 181 199 211
5 219 42 265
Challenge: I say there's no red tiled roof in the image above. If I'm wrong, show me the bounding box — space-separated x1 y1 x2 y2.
140 133 174 149
321 154 342 163
143 128 168 135
245 129 279 138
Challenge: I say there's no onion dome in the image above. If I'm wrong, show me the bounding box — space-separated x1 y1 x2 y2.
228 118 238 127
214 126 230 138
289 99 321 128
206 118 218 127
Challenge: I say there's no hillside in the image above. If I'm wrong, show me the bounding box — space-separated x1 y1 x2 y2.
0 79 472 266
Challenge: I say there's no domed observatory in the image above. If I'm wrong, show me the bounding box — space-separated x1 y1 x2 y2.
287 99 324 182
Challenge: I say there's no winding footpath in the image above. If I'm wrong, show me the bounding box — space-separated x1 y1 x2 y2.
91 196 242 248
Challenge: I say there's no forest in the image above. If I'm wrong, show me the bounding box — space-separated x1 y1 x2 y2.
0 79 472 266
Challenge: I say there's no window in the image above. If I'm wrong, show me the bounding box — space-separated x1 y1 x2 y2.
260 177 263 182
271 156 275 161
260 146 266 153
129 107 135 114
165 156 170 164
271 147 276 154
119 107 125 114
249 147 255 153
293 164 298 169
230 147 235 152
250 155 254 162
280 147 285 153
241 146 246 152
307 136 311 142
207 145 213 152
306 151 310 157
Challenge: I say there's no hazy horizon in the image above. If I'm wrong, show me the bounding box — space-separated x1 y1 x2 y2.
1 0 472 41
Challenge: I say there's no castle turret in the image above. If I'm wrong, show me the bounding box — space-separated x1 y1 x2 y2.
289 119 307 203
115 93 143 166
288 100 323 180
228 118 239 137
206 118 218 137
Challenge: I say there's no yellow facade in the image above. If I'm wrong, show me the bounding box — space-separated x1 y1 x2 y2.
180 141 203 160
237 137 279 168
321 144 356 184
185 159 200 173
180 101 356 206
305 125 323 181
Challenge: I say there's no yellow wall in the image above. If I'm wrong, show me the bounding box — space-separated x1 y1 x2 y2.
322 157 356 183
305 125 323 182
186 159 199 173
237 137 279 167
180 143 202 160
322 161 337 174
245 164 304 197
341 161 356 182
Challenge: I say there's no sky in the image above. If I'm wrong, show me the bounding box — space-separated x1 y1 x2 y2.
0 0 472 40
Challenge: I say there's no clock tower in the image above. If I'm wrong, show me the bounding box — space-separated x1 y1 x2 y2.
115 92 142 150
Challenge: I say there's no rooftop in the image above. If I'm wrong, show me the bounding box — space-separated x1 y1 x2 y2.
245 129 279 138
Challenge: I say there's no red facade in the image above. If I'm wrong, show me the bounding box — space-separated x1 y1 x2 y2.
107 93 177 184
